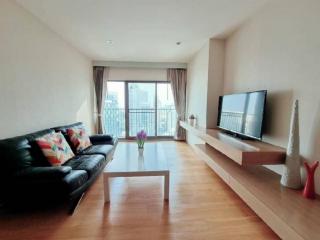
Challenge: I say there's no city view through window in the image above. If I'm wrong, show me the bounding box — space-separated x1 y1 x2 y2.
104 81 176 138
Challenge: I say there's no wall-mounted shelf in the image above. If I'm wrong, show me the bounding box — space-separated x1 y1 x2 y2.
180 121 286 165
182 121 320 239
193 144 320 240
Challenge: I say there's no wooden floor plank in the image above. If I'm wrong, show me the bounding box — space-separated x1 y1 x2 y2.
0 141 278 240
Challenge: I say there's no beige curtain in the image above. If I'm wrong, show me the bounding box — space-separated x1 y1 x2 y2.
93 66 109 134
167 68 187 140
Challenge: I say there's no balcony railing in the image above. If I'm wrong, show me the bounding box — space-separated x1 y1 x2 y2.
219 111 244 133
219 111 261 136
104 108 176 138
104 108 126 137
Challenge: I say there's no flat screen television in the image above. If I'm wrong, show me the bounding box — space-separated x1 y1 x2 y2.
217 90 267 140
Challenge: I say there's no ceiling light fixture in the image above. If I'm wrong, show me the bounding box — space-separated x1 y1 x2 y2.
106 40 113 45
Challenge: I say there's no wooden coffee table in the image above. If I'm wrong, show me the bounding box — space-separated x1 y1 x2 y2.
103 142 170 202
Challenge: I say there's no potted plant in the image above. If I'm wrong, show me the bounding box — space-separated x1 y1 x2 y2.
136 130 147 154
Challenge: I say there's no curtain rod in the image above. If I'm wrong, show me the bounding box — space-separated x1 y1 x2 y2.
92 60 187 69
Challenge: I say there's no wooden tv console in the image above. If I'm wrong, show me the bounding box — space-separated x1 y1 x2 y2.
181 121 320 240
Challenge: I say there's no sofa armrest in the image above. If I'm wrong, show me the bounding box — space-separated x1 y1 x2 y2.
14 166 72 180
90 134 116 145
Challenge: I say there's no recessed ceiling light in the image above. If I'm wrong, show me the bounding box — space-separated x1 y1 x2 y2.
176 41 182 45
106 40 113 45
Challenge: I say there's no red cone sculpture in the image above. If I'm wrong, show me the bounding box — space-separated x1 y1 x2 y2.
303 161 319 199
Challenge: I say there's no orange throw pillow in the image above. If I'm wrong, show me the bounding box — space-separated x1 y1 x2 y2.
66 127 92 152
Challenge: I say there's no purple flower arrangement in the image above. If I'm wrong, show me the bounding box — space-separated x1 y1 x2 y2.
136 130 147 149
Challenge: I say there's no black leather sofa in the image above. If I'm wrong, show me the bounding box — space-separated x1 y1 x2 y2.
0 122 117 212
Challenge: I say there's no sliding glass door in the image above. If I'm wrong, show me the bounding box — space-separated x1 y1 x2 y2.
105 81 176 138
104 82 126 138
157 83 176 136
128 83 156 137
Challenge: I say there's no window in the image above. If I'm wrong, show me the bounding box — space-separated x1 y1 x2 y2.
104 82 125 138
157 83 176 136
104 81 176 138
128 82 156 136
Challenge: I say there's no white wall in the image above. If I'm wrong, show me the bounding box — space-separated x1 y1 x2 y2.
186 39 225 144
0 0 94 138
187 43 210 128
109 67 167 81
224 0 320 191
207 39 225 128
186 42 209 144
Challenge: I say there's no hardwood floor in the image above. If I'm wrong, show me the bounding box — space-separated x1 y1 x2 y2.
0 142 278 240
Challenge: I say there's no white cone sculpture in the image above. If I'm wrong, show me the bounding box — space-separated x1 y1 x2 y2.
280 99 302 189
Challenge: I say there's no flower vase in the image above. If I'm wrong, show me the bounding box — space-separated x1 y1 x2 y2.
138 147 144 155
303 161 319 199
136 130 147 156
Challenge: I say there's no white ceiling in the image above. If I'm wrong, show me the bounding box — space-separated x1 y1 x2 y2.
16 0 269 62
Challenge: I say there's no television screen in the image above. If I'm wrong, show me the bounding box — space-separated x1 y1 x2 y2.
217 90 267 140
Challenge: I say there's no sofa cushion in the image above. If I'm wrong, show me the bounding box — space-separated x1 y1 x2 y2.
14 166 72 180
36 132 75 166
63 170 88 193
8 169 88 202
90 134 112 143
67 127 92 152
52 122 83 147
25 129 56 167
54 132 75 161
0 129 56 178
63 154 105 178
89 134 118 146
0 136 32 176
80 144 113 158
